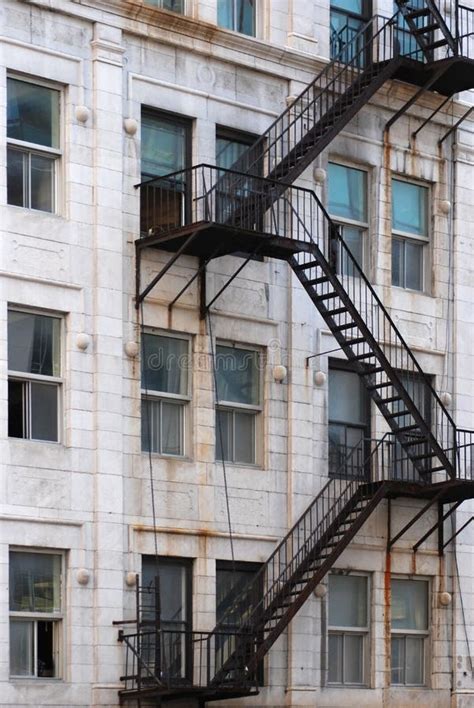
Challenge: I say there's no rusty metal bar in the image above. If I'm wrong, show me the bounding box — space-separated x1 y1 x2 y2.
412 500 462 552
442 515 474 549
438 106 474 145
385 67 448 133
168 245 222 314
201 244 263 317
388 490 443 548
412 95 452 138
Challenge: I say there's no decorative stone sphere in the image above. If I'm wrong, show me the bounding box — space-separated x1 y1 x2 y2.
75 105 90 123
439 200 452 214
76 333 90 351
124 341 139 358
314 583 327 598
273 364 287 382
313 167 327 185
76 568 90 585
125 572 138 587
440 391 452 407
439 591 452 606
314 370 327 386
124 118 138 136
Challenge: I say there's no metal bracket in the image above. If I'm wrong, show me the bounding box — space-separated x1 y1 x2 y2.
438 106 474 145
412 500 462 553
385 67 449 133
442 515 474 550
388 490 443 548
200 244 264 319
412 95 452 139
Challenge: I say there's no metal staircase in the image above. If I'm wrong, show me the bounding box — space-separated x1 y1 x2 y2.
121 2 474 703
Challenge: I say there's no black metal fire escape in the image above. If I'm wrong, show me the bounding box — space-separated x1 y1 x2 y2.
120 2 474 704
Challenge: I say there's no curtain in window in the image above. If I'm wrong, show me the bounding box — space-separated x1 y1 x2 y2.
391 579 428 630
329 574 367 628
216 346 259 405
141 114 187 180
7 78 59 149
8 312 60 377
142 335 188 395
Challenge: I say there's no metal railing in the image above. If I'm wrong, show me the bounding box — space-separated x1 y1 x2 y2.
458 4 474 55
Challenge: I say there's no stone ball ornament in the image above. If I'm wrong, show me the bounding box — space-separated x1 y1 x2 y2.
75 105 90 123
439 200 452 215
76 333 91 351
76 568 91 585
313 167 327 185
125 572 138 587
314 370 327 386
125 341 139 358
314 583 327 598
440 391 452 407
439 591 452 606
124 118 138 136
273 364 287 382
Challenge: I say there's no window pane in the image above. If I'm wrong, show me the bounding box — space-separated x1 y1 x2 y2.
329 368 366 426
343 634 364 683
7 78 59 148
8 311 60 376
161 401 184 456
7 147 26 207
31 153 54 213
236 0 255 35
141 398 160 453
331 0 363 13
340 225 363 276
216 137 251 170
392 179 428 236
8 379 25 438
391 579 428 630
216 345 259 405
328 633 343 683
10 620 34 676
142 334 188 395
218 0 233 29
328 163 367 222
37 620 56 677
391 635 405 684
10 552 61 613
31 382 58 442
328 575 367 628
234 410 256 464
392 238 403 287
141 113 187 178
406 636 424 684
405 240 423 291
216 409 232 461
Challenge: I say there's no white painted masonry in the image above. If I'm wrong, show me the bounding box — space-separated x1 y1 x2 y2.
0 0 473 706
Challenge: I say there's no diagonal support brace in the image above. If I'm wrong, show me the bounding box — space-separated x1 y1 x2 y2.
385 67 449 133
442 516 474 550
412 500 462 552
388 490 443 549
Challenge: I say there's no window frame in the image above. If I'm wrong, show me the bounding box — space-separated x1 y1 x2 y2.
6 74 62 215
390 576 430 687
141 329 192 458
215 341 263 467
327 161 369 278
7 307 64 444
327 571 370 687
9 548 66 681
391 175 430 293
144 0 186 13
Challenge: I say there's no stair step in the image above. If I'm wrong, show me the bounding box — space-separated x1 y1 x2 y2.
424 38 449 50
352 352 376 362
423 465 446 473
386 409 410 420
325 306 348 316
295 260 322 272
307 276 330 286
334 322 358 333
316 291 338 302
367 380 391 391
398 424 419 433
410 452 437 461
406 7 431 19
380 395 402 405
413 22 439 35
404 437 428 448
366 366 384 374
346 337 366 346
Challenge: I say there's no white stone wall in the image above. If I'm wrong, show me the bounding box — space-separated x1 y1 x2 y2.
0 0 473 706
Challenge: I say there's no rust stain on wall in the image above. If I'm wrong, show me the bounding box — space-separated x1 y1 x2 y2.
384 549 392 687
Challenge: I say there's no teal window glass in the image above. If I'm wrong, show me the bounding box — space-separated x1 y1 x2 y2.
7 78 59 149
141 114 187 179
218 0 256 36
328 163 367 223
215 345 260 405
392 179 428 236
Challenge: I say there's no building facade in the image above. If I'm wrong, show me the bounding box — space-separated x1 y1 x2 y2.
0 0 474 706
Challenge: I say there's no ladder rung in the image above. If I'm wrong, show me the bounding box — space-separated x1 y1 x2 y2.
366 366 384 374
398 424 419 433
367 380 391 391
325 306 348 316
379 395 402 405
294 259 321 271
346 337 366 346
406 7 431 19
352 352 375 361
387 409 410 419
424 38 448 50
334 322 358 332
306 276 330 286
316 291 338 302
413 22 439 35
410 452 437 461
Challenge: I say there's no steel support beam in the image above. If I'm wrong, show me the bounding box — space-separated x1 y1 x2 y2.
442 516 474 550
167 245 222 316
412 500 462 552
412 95 452 139
439 106 474 145
388 490 443 548
385 67 448 133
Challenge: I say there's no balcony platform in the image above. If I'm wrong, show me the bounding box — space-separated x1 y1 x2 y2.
386 478 474 504
395 56 474 95
119 684 258 706
137 222 314 262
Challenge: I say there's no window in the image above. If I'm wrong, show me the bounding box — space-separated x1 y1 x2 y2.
140 109 191 234
216 561 264 684
7 77 60 213
330 0 370 65
328 162 368 277
141 332 190 456
394 0 428 61
217 0 256 36
216 127 258 171
142 556 192 681
145 0 185 11
392 178 429 292
328 573 369 685
391 578 429 685
8 309 61 442
9 550 63 678
215 344 261 465
328 362 369 477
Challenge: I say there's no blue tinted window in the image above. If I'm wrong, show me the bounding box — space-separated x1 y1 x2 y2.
392 179 428 236
7 78 59 149
218 0 256 36
328 163 367 222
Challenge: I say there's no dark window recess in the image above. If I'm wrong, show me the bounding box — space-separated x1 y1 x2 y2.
216 561 264 684
328 361 370 478
142 556 193 683
330 0 371 65
140 109 192 236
